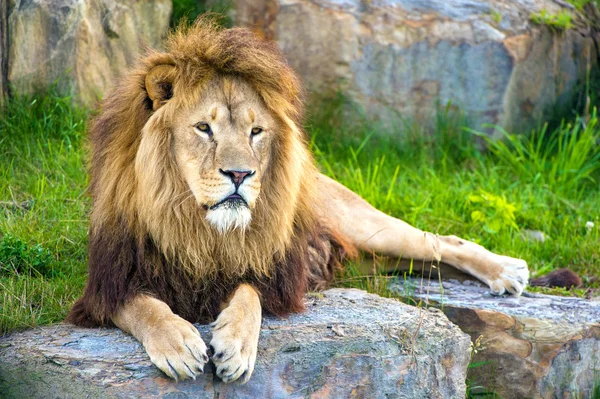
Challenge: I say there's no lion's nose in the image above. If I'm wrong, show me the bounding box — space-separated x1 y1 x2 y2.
219 169 255 188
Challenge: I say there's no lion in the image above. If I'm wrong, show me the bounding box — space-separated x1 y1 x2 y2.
67 19 529 384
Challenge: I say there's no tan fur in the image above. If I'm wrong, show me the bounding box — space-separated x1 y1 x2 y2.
113 285 260 383
113 295 209 380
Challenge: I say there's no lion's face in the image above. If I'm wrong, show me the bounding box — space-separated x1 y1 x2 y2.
170 76 275 232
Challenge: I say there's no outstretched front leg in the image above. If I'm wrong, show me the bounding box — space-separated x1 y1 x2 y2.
316 174 529 295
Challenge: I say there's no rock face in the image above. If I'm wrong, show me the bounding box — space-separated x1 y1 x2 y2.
232 0 598 132
0 289 471 399
389 278 600 399
6 0 172 106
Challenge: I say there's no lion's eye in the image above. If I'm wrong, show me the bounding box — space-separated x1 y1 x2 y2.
194 122 212 136
251 127 263 136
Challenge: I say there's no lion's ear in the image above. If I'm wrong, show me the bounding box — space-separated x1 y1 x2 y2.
145 64 177 111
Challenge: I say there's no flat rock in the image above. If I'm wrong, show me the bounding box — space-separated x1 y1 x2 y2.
231 0 598 132
389 278 600 399
0 288 471 399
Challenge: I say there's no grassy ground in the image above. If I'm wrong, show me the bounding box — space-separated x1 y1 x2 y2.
1 90 599 335
0 93 89 334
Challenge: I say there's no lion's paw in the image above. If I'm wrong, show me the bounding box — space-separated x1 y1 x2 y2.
143 315 208 381
487 256 529 296
209 307 260 384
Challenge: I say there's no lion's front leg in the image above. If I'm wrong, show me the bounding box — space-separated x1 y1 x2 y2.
210 283 261 384
316 173 529 295
113 295 209 380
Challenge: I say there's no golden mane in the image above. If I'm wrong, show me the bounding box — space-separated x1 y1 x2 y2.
90 18 317 279
66 18 351 326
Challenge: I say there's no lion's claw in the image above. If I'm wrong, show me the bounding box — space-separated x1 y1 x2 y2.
209 307 259 384
487 256 529 296
143 315 208 381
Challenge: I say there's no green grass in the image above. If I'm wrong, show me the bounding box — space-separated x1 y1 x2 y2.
0 91 89 334
529 0 600 31
568 0 600 10
0 89 599 336
530 9 574 31
593 376 600 399
171 0 232 28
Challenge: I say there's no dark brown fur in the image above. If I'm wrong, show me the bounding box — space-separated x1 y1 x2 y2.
530 268 582 289
67 220 352 326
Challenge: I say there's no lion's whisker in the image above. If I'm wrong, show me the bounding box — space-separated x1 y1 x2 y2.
174 192 196 209
170 188 195 202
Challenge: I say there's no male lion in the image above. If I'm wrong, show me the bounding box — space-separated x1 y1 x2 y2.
67 20 529 383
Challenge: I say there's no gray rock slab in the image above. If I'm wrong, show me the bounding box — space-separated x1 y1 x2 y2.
0 288 471 399
389 278 600 399
393 276 600 324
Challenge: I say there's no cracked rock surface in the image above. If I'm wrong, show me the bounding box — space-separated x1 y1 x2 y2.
0 288 470 399
390 278 600 399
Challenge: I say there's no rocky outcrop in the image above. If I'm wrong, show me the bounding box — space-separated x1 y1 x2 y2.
390 277 600 399
6 0 171 106
0 289 471 399
232 0 598 133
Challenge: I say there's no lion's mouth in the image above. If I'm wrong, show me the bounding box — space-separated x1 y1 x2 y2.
209 193 248 210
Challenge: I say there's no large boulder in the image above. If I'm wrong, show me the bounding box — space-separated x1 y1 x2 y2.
232 0 598 132
0 289 471 398
6 0 172 106
390 277 600 399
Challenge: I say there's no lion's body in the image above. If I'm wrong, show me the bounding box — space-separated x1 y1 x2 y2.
68 19 529 383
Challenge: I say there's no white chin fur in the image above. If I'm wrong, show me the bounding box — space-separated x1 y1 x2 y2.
206 205 252 233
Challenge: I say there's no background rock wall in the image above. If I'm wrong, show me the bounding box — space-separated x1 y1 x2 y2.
5 0 171 106
2 0 597 133
232 0 598 133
